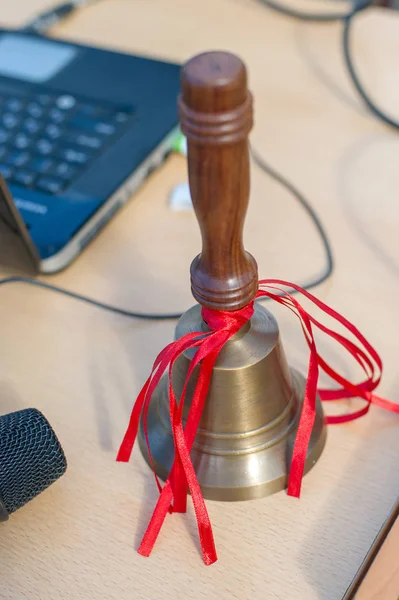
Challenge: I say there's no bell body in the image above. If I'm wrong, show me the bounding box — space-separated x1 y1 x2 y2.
139 303 326 501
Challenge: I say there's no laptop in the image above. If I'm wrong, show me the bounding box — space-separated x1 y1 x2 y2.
0 29 181 273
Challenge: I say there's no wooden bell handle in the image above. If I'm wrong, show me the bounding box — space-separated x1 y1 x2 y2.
179 51 258 311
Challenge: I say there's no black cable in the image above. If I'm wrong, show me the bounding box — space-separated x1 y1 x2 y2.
257 0 399 132
255 0 370 22
0 150 334 319
342 5 399 131
0 276 183 320
250 147 334 291
21 0 97 35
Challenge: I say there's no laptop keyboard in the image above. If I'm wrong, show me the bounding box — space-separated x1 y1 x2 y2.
0 87 133 195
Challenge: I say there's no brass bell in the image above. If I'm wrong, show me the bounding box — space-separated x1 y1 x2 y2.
139 51 327 501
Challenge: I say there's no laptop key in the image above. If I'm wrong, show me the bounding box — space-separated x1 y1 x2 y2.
0 128 9 144
49 108 67 124
53 161 77 180
36 139 55 156
0 164 14 180
29 157 54 174
65 131 103 149
24 118 41 135
27 102 44 119
94 122 116 136
2 113 19 130
59 148 90 165
55 95 76 110
36 176 64 195
7 151 29 167
13 170 36 187
37 94 52 106
75 103 112 120
5 98 24 113
45 124 62 140
13 133 31 150
114 112 129 124
68 117 116 136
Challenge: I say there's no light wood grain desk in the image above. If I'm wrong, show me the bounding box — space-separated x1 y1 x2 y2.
355 518 399 600
0 2 399 599
358 516 399 599
345 498 399 598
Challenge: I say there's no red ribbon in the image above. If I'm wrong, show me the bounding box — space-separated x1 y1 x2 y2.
117 279 399 565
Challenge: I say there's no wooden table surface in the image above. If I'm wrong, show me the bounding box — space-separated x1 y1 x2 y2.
355 516 399 599
1 1 399 599
345 500 399 599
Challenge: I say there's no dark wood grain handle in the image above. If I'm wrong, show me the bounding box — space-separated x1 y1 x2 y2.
179 51 258 311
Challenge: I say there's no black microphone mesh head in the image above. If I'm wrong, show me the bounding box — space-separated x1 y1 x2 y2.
0 408 67 515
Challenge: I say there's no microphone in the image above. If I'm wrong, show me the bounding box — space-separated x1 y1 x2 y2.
0 408 67 521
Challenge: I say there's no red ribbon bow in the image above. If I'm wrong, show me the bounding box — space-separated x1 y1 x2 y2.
117 279 399 565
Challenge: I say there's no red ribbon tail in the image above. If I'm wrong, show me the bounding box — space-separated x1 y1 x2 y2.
138 481 174 557
116 376 151 462
287 322 319 497
170 458 187 513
